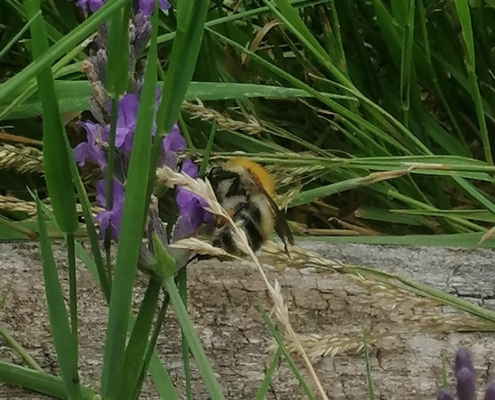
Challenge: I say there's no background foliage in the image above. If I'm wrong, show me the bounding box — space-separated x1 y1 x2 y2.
1 0 495 247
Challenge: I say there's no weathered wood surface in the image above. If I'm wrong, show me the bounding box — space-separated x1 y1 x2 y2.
1 241 495 399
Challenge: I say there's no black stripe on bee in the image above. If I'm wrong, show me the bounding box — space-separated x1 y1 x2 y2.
213 202 264 254
207 167 247 199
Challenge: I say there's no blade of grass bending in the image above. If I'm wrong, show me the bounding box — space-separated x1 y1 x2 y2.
163 276 225 399
0 361 95 400
100 4 159 396
453 0 493 165
177 267 192 400
0 0 129 103
257 304 316 400
118 278 162 400
253 347 282 400
33 192 81 400
362 325 375 400
0 325 43 372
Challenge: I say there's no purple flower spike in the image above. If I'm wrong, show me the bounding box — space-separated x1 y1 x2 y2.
485 382 495 400
74 121 106 169
74 0 105 14
456 367 477 400
138 0 170 16
94 179 125 241
438 389 455 400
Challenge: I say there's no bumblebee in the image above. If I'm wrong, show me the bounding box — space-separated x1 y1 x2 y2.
205 158 294 256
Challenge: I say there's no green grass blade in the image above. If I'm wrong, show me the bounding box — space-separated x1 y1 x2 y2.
177 267 192 400
0 0 128 102
257 303 316 400
253 347 282 400
0 10 41 59
0 361 95 400
362 326 375 400
163 276 225 399
33 192 81 400
0 325 43 372
399 0 415 128
24 0 78 235
119 278 162 399
100 11 159 399
453 0 493 164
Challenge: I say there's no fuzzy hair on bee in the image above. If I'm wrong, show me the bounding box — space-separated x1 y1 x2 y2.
204 158 294 257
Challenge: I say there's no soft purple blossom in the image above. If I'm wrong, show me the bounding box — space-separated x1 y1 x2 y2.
73 121 106 169
138 0 170 16
437 389 454 400
114 94 139 152
173 160 210 240
74 0 104 14
161 124 186 169
94 179 125 241
485 382 495 400
439 348 495 400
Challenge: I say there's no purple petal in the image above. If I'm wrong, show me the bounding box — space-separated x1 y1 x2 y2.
74 121 106 168
163 125 186 152
484 382 495 400
77 120 100 142
73 142 106 169
94 179 125 241
138 0 170 15
114 94 139 152
438 389 454 400
95 179 125 209
74 0 104 14
181 159 198 178
158 0 170 10
94 210 121 241
456 366 477 400
138 0 153 16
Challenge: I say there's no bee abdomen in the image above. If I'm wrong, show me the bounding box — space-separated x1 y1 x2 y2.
213 203 265 255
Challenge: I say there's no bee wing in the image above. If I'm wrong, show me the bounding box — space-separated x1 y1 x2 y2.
249 173 294 256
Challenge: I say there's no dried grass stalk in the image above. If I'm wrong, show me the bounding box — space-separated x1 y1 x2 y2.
0 144 43 174
268 333 368 360
182 99 262 135
0 195 103 217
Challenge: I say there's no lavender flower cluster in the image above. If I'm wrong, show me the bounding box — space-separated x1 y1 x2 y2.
438 347 495 400
72 0 207 245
